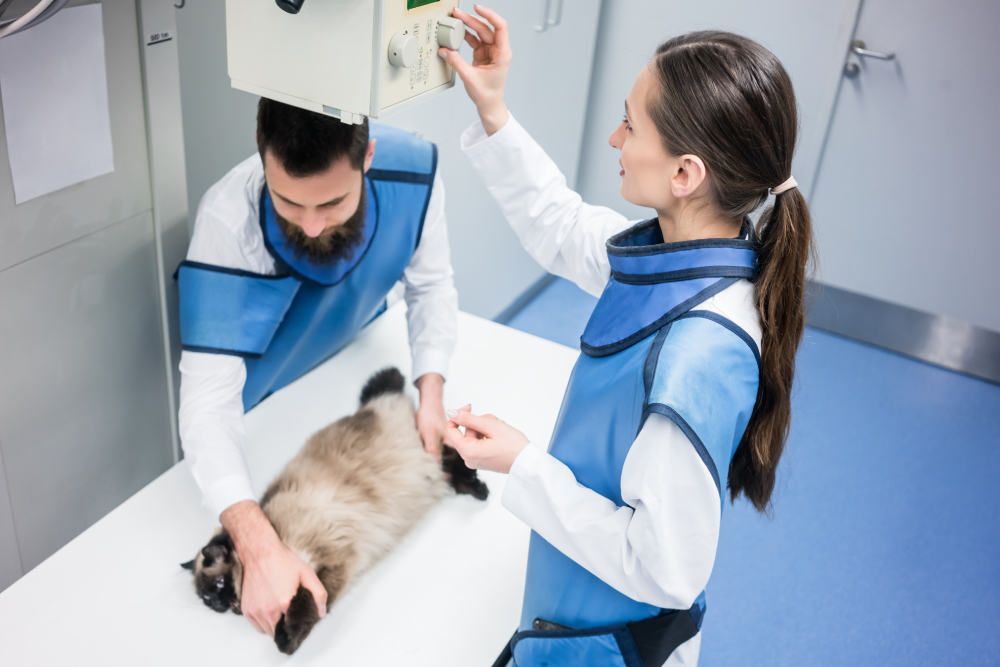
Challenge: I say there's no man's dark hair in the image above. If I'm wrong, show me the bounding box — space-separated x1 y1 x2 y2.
256 97 369 177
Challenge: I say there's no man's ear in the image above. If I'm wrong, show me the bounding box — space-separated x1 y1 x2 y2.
670 154 709 199
362 138 377 173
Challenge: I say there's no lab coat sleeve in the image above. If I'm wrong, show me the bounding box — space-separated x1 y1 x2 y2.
179 184 264 519
402 171 458 382
178 351 256 518
178 350 256 516
501 413 721 610
461 115 635 298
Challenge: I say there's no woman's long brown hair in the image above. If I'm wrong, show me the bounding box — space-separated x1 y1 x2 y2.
648 32 814 512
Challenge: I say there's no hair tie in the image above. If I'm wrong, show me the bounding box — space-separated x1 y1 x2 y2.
770 175 797 195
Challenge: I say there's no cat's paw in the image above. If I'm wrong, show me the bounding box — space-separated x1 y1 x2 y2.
455 475 490 500
441 445 490 501
274 616 296 655
274 585 320 655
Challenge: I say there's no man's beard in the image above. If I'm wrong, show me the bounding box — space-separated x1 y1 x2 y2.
274 186 367 267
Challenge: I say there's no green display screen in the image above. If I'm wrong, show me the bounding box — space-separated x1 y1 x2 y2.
407 0 440 9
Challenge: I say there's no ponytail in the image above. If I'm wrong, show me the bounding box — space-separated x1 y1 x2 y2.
649 32 815 512
729 187 813 511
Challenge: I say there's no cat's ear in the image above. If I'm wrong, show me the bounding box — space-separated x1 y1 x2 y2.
180 559 196 571
201 543 229 567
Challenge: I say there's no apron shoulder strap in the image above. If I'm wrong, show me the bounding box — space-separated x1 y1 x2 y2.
641 312 761 499
176 261 301 357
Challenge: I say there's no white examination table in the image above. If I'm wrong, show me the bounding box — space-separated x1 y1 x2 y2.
0 304 579 665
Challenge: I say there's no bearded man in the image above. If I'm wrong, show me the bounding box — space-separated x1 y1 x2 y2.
176 98 457 637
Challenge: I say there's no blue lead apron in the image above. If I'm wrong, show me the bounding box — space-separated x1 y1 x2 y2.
504 220 761 667
176 124 437 411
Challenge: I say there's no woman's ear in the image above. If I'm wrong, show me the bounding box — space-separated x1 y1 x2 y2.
670 154 709 198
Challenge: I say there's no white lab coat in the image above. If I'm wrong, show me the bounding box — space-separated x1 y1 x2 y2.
461 115 762 666
179 153 458 519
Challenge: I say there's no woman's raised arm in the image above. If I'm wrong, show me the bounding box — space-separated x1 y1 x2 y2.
445 7 634 296
438 5 511 136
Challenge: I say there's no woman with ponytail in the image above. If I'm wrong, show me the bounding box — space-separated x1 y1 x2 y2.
439 7 813 666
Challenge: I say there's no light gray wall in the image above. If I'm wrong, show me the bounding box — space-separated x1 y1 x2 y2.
575 0 861 222
174 0 259 226
0 445 22 591
377 0 603 319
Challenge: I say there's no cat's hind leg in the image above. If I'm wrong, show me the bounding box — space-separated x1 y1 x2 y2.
274 586 320 655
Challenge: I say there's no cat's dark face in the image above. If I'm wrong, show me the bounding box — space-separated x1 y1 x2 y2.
181 530 243 614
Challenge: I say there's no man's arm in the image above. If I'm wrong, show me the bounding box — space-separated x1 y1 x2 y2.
220 500 327 636
179 352 326 635
415 372 445 454
181 161 326 634
178 351 257 515
403 171 459 453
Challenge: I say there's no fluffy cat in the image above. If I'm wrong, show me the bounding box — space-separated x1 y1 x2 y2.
182 367 488 654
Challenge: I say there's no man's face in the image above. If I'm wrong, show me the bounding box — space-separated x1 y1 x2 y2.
263 142 373 239
262 139 377 266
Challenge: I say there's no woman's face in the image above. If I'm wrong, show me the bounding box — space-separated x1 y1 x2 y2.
608 65 677 210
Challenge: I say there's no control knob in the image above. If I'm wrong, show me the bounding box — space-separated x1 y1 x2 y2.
437 17 465 50
388 32 418 68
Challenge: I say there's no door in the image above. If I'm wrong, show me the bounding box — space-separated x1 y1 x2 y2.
809 0 1000 332
381 0 603 319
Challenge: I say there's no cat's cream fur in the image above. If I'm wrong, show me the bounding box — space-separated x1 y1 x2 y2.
261 389 450 586
184 369 486 654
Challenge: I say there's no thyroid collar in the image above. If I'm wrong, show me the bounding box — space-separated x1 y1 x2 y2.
580 219 758 357
259 178 378 286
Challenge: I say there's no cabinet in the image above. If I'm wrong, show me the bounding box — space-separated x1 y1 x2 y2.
0 214 174 571
0 0 185 588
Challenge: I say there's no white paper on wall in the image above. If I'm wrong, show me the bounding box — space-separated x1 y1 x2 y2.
0 4 115 205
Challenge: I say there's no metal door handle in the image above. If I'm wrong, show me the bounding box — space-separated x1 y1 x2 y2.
851 39 895 60
548 0 563 28
535 0 562 32
535 0 552 32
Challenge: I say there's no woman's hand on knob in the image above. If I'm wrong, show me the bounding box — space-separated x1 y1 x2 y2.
438 5 511 136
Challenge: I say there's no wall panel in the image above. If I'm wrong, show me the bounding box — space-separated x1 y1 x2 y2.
0 214 174 571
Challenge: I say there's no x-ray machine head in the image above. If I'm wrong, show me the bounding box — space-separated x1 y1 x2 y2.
226 0 466 124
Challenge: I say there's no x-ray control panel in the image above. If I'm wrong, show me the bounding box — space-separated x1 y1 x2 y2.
227 0 463 124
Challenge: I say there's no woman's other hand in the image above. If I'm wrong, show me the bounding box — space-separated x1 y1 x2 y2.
443 405 530 474
438 5 511 136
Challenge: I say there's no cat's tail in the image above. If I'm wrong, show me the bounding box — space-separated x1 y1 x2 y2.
359 367 406 405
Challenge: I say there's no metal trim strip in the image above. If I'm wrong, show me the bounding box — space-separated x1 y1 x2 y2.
805 281 1000 385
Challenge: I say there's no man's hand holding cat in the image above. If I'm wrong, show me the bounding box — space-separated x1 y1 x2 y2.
415 372 447 455
442 405 530 474
220 500 327 636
